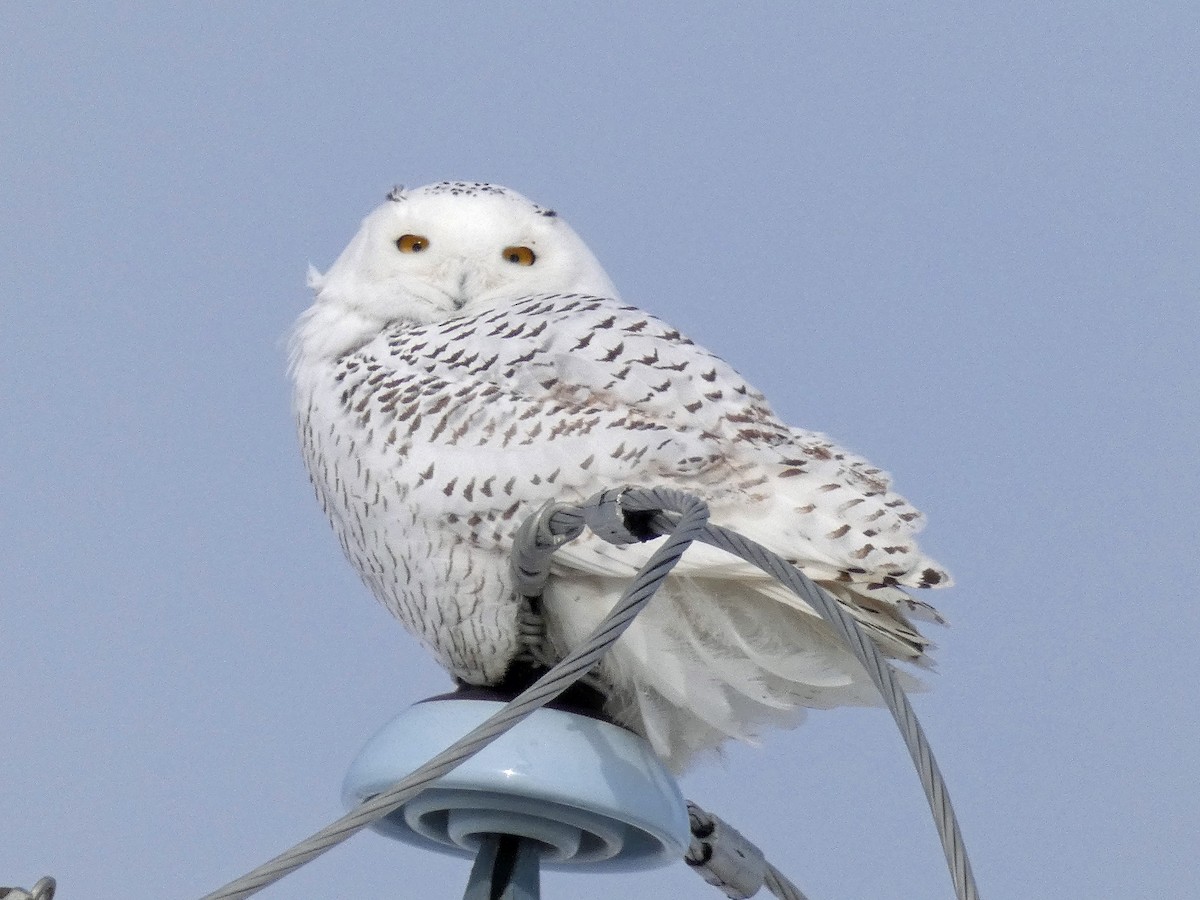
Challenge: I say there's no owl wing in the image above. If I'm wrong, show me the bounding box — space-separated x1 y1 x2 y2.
342 291 947 599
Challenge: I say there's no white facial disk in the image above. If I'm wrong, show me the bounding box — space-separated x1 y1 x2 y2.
307 183 619 348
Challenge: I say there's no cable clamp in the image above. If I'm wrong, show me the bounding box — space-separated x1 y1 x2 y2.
0 878 56 900
685 803 767 899
582 487 659 545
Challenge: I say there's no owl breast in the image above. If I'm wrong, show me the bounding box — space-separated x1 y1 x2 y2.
293 294 725 683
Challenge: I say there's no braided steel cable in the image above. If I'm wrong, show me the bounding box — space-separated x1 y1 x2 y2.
198 485 978 900
618 487 979 900
197 489 709 900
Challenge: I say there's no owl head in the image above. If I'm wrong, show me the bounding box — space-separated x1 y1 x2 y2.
309 182 619 331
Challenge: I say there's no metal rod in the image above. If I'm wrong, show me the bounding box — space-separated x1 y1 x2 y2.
463 834 541 900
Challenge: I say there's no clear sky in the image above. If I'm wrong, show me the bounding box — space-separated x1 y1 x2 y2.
3 4 1197 899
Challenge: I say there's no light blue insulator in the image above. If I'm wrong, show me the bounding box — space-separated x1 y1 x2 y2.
342 698 689 872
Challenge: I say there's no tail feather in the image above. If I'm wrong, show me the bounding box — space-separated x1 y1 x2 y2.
544 557 944 772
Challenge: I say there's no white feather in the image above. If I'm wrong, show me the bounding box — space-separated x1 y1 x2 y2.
291 182 953 771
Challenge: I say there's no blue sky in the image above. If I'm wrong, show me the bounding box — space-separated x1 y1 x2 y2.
3 4 1197 899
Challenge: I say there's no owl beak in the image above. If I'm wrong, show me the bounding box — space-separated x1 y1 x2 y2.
455 270 469 304
433 262 470 310
448 270 470 310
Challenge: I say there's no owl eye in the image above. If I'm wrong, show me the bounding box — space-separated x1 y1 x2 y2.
502 245 536 266
396 234 429 253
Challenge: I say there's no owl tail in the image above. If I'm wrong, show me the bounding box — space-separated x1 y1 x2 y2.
586 575 933 772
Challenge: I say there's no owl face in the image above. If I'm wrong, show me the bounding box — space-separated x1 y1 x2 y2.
313 182 619 326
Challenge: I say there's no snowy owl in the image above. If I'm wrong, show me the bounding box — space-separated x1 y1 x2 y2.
291 181 951 772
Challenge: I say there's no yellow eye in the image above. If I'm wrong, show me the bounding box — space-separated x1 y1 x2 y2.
395 234 429 253
502 245 536 266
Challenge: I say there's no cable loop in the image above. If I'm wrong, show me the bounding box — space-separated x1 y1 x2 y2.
510 500 585 599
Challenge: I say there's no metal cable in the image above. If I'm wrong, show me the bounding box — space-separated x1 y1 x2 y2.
199 484 978 900
197 489 710 900
0 878 56 900
763 864 809 900
618 487 979 900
